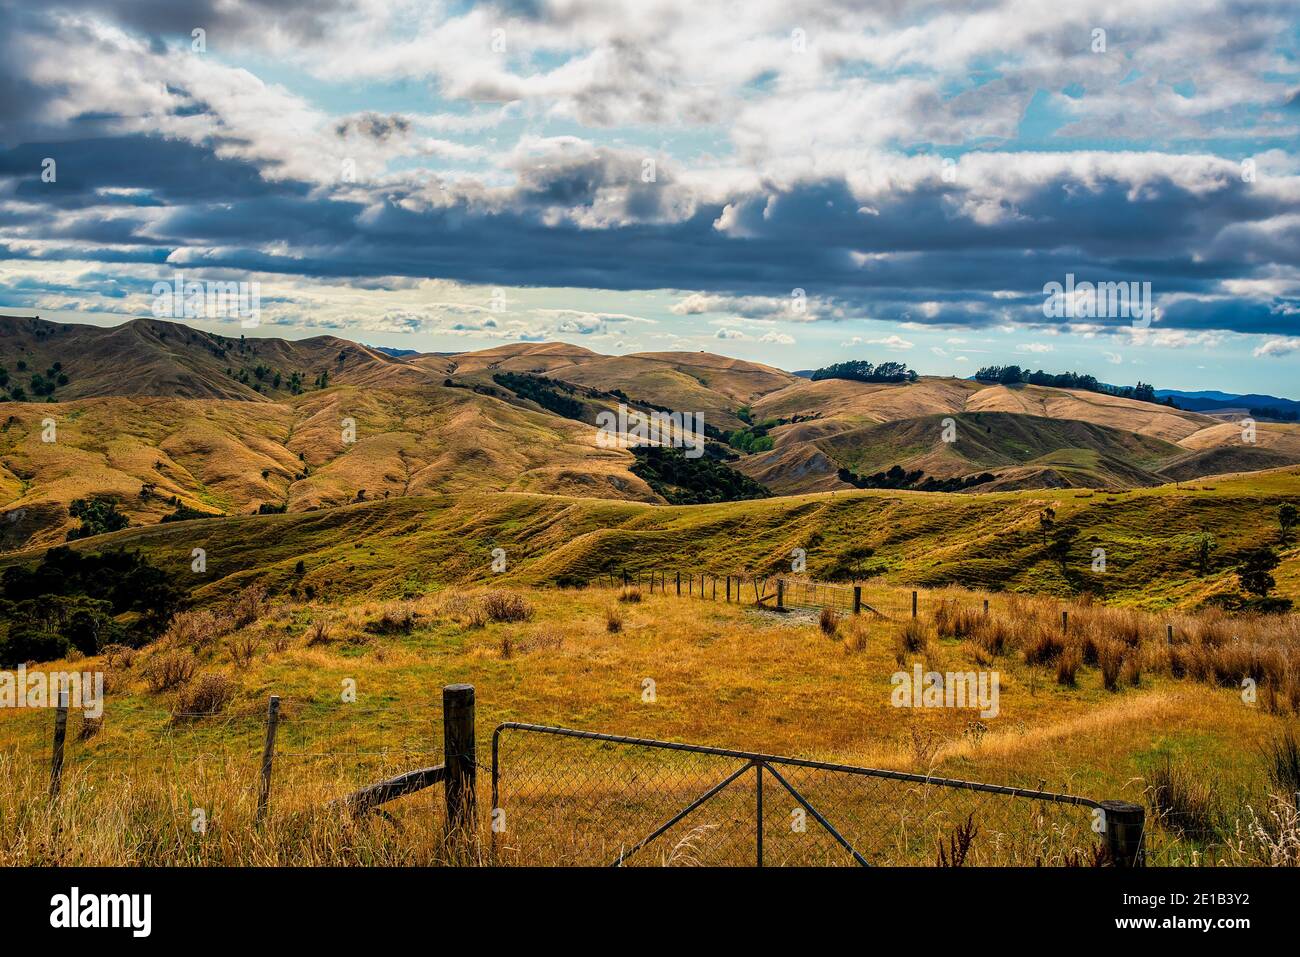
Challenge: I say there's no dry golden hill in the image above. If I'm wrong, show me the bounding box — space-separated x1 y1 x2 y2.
0 384 654 550
0 314 437 402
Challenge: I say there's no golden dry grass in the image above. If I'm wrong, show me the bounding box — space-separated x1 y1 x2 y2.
3 581 1299 865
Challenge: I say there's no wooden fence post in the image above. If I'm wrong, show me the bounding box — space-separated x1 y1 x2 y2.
777 579 785 610
1100 800 1146 866
49 687 68 800
1062 610 1069 634
853 586 862 615
712 576 716 600
1166 624 1173 644
443 683 477 858
911 591 918 619
257 694 280 823
983 599 989 615
676 571 681 595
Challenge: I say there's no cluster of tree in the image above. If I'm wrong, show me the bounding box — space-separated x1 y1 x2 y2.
67 497 129 540
160 503 220 523
492 372 585 420
0 547 186 665
629 447 772 505
0 360 69 403
727 421 776 453
973 366 1171 405
837 464 994 492
726 412 818 455
810 360 917 384
1250 406 1299 422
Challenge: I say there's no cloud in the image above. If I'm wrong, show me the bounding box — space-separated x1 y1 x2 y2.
843 334 913 350
0 0 1298 353
1254 337 1300 357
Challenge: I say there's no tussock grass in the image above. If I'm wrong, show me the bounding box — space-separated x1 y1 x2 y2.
4 580 1300 865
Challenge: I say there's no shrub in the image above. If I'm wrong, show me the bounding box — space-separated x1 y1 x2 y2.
1099 640 1124 691
842 619 869 654
897 619 931 657
226 632 259 669
230 583 268 629
1147 756 1221 839
605 606 623 634
142 649 197 693
819 607 839 638
165 609 221 648
1022 624 1064 665
933 600 979 640
0 626 70 667
365 604 416 635
78 715 103 741
618 586 643 604
1056 645 1081 686
174 672 236 718
305 618 332 646
1264 728 1300 804
102 644 136 669
479 591 534 623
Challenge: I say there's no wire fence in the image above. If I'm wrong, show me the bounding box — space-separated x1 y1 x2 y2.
590 568 1019 623
7 689 1281 866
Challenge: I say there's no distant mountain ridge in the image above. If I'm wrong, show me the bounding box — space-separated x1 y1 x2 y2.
1156 389 1300 417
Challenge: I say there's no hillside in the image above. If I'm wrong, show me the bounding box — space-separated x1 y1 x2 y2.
4 316 1300 550
4 466 1297 611
0 315 431 401
0 385 656 549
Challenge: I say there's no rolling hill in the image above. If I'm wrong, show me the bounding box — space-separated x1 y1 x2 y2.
3 314 1300 554
2 466 1297 610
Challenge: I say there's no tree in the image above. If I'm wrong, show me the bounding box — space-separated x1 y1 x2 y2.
1047 525 1079 571
1237 547 1280 599
1039 506 1055 546
1280 503 1298 545
1193 532 1218 576
67 497 129 540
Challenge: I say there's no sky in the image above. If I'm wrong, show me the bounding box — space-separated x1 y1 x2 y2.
0 0 1299 395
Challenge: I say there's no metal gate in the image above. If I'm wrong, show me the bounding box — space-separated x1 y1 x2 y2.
490 723 1116 867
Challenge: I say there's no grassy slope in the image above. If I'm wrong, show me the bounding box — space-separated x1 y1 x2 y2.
0 385 655 549
5 466 1297 610
0 314 431 402
815 411 1181 485
0 582 1292 864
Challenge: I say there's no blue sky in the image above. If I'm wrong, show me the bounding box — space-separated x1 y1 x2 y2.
1 0 1299 395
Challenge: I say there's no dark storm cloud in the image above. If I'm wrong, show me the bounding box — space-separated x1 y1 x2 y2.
334 113 412 142
2 129 1299 336
27 0 354 44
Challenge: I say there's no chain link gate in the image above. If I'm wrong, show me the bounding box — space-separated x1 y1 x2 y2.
490 724 1124 867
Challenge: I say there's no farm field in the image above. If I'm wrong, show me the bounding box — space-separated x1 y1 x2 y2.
2 577 1298 866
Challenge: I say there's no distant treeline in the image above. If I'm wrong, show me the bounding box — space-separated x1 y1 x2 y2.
972 366 1173 405
837 464 994 492
1251 406 1300 422
810 360 918 384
